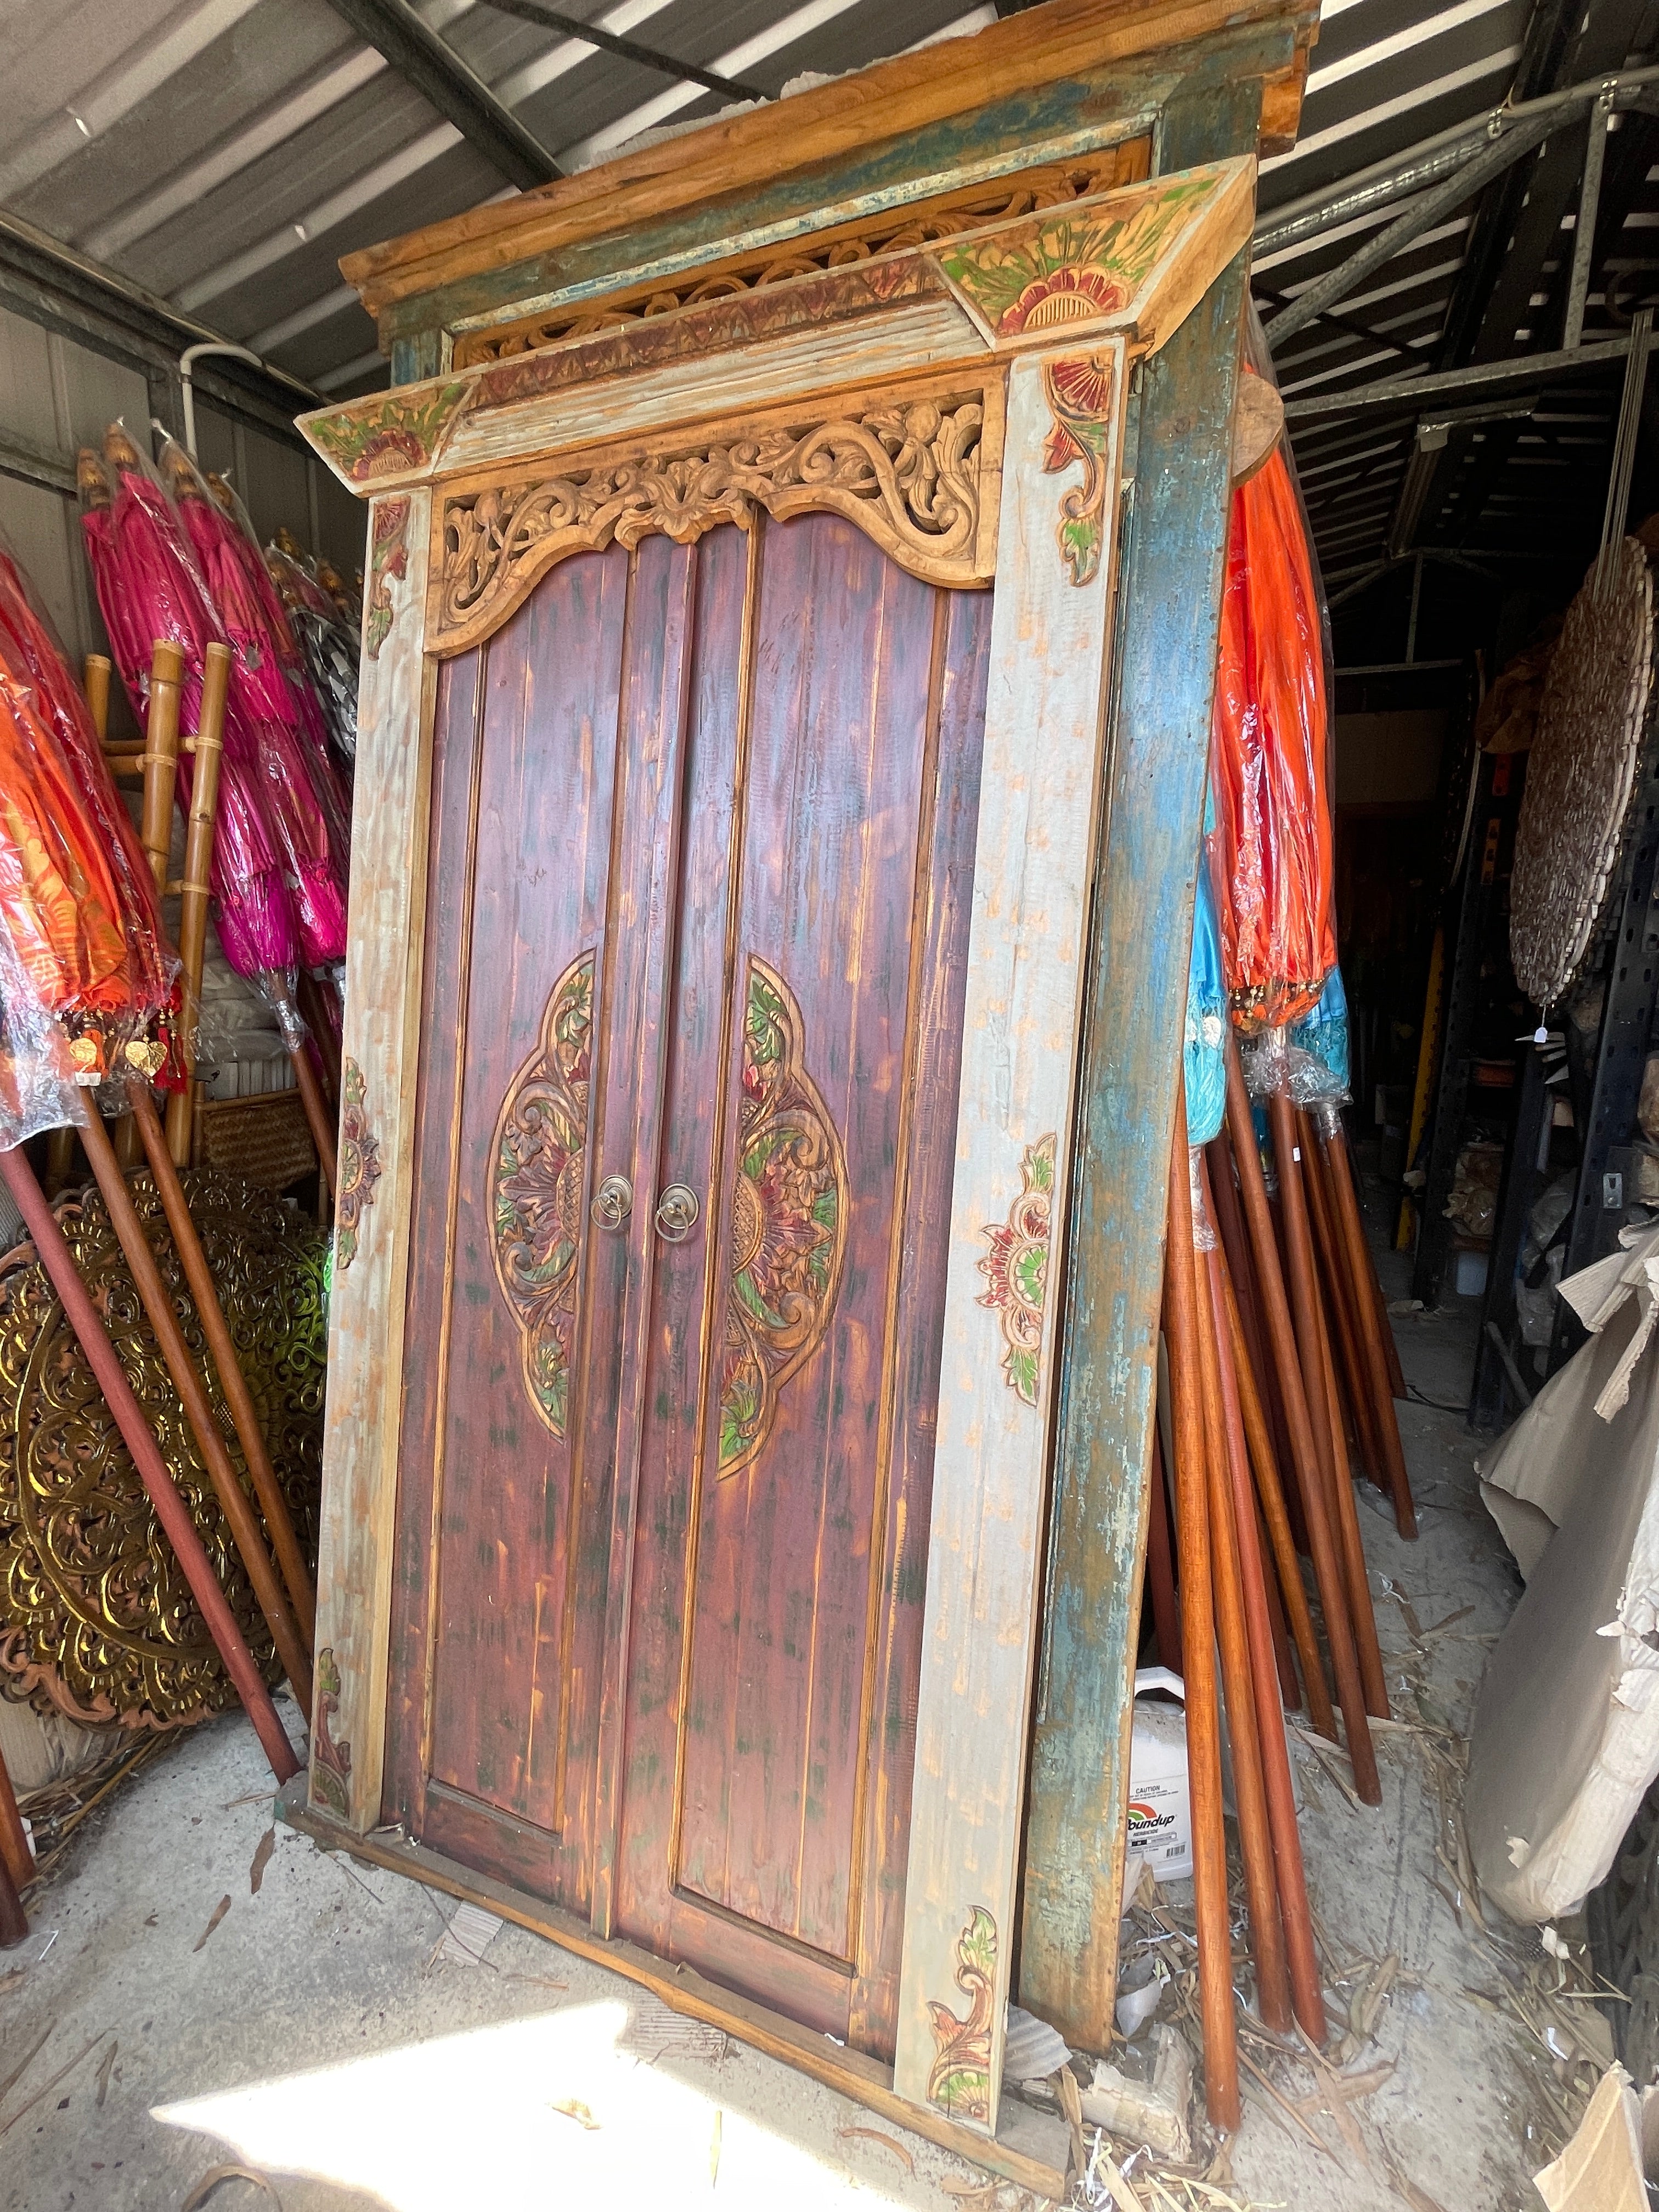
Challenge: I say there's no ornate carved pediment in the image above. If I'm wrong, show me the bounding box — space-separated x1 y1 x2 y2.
435 378 1001 653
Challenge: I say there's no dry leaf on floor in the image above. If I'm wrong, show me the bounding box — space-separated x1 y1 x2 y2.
0 2024 50 2106
94 2040 117 2109
0 2032 106 2137
940 2177 1001 2210
836 2125 915 2172
249 1829 275 1897
193 1897 232 1953
550 2097 599 2129
181 2163 283 2208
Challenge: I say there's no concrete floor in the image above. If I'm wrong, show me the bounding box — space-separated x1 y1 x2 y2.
0 1220 1594 2211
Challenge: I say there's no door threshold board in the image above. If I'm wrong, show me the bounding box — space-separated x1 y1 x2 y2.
278 1778 1069 2199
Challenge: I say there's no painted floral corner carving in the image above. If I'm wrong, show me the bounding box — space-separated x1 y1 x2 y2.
1042 354 1116 588
304 381 469 485
933 170 1220 344
927 1905 998 2121
718 960 848 1477
492 951 595 1441
978 1134 1056 1408
310 1644 352 1820
365 495 411 659
335 1057 382 1273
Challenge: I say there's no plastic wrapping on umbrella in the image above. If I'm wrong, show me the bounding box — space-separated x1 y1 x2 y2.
265 536 359 767
1184 839 1228 1147
0 924 83 1151
1288 966 1351 1101
77 426 305 1050
1209 444 1336 1031
1240 1032 1345 1113
157 434 349 970
0 544 177 1031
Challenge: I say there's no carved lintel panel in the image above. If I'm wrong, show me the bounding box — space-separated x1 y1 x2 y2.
717 959 848 1480
490 950 596 1441
450 146 1152 368
436 379 1001 653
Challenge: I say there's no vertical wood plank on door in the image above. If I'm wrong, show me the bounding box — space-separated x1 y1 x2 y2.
310 486 434 1833
420 550 630 1866
893 345 1127 2130
1019 253 1248 2050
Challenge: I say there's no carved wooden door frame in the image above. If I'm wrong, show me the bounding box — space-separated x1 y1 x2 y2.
300 151 1254 2140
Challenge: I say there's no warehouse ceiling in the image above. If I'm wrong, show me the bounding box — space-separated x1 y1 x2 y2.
2 0 1658 651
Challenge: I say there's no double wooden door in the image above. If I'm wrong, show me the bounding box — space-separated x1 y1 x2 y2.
388 509 992 2054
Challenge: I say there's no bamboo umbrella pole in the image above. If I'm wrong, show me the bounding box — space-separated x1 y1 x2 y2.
1201 1164 1326 2043
291 1047 337 1203
1190 1175 1294 2038
82 653 111 742
76 1110 314 1713
1226 1044 1380 1804
1307 1266 1391 1723
1164 1079 1240 2132
1318 1112 1417 1531
0 1739 31 1893
1144 1423 1183 1673
1299 1109 1383 1489
1221 1264 1338 1741
137 640 184 893
126 1080 315 1641
165 642 230 1169
0 1147 298 1784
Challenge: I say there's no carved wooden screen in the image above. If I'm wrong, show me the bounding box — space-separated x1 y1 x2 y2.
387 503 992 2053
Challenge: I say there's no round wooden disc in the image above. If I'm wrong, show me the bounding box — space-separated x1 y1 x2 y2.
1232 371 1285 486
1511 538 1656 1009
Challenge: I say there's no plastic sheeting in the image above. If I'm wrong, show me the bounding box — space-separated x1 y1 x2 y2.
1184 842 1228 1146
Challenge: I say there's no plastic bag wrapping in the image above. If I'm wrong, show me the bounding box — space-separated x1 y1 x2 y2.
1208 443 1338 1031
0 543 177 1038
266 534 359 768
1289 965 1351 1099
0 925 83 1150
1184 838 1228 1148
156 432 350 969
1240 1031 1346 1113
1189 1146 1217 1252
77 425 306 1049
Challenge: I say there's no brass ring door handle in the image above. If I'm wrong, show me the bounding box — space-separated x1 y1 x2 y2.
590 1175 633 1228
654 1183 701 1242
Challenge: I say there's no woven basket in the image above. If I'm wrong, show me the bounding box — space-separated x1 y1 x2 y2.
192 1090 319 1191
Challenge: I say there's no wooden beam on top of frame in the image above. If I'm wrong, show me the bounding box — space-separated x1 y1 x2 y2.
337 0 1317 317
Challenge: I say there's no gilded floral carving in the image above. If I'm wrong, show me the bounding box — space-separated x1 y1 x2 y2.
1041 353 1116 588
334 1057 381 1272
717 960 847 1479
491 951 596 1441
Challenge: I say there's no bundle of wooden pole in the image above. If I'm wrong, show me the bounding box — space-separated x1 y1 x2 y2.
1153 1039 1411 2123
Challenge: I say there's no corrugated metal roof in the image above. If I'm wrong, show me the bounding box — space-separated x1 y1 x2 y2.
3 0 1656 611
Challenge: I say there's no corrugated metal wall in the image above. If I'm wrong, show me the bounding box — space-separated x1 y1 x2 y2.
0 300 363 726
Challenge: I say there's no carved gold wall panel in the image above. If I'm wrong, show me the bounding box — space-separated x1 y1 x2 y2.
0 1170 328 1729
436 377 1002 652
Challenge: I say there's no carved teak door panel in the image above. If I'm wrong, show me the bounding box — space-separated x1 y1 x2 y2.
391 510 991 2055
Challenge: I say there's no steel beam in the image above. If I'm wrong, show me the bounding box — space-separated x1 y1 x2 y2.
1283 335 1631 421
478 0 768 103
324 0 561 189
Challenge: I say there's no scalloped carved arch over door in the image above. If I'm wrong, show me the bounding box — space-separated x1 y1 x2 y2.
388 504 991 2058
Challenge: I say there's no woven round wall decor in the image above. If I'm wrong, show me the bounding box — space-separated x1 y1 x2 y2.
1511 538 1656 1009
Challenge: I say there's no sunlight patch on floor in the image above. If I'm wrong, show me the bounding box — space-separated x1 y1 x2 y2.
155 1997 913 2209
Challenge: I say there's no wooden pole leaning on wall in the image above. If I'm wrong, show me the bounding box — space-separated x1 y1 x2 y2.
137 640 184 894
291 1046 338 1204
1318 1110 1416 1527
0 1737 31 1897
0 1146 298 1785
0 1848 25 1948
75 1110 314 1714
1200 1157 1327 2044
125 1080 316 1644
1224 1042 1381 1806
165 641 230 1169
1164 1076 1240 2133
1188 1158 1294 2039
1299 1109 1383 1489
